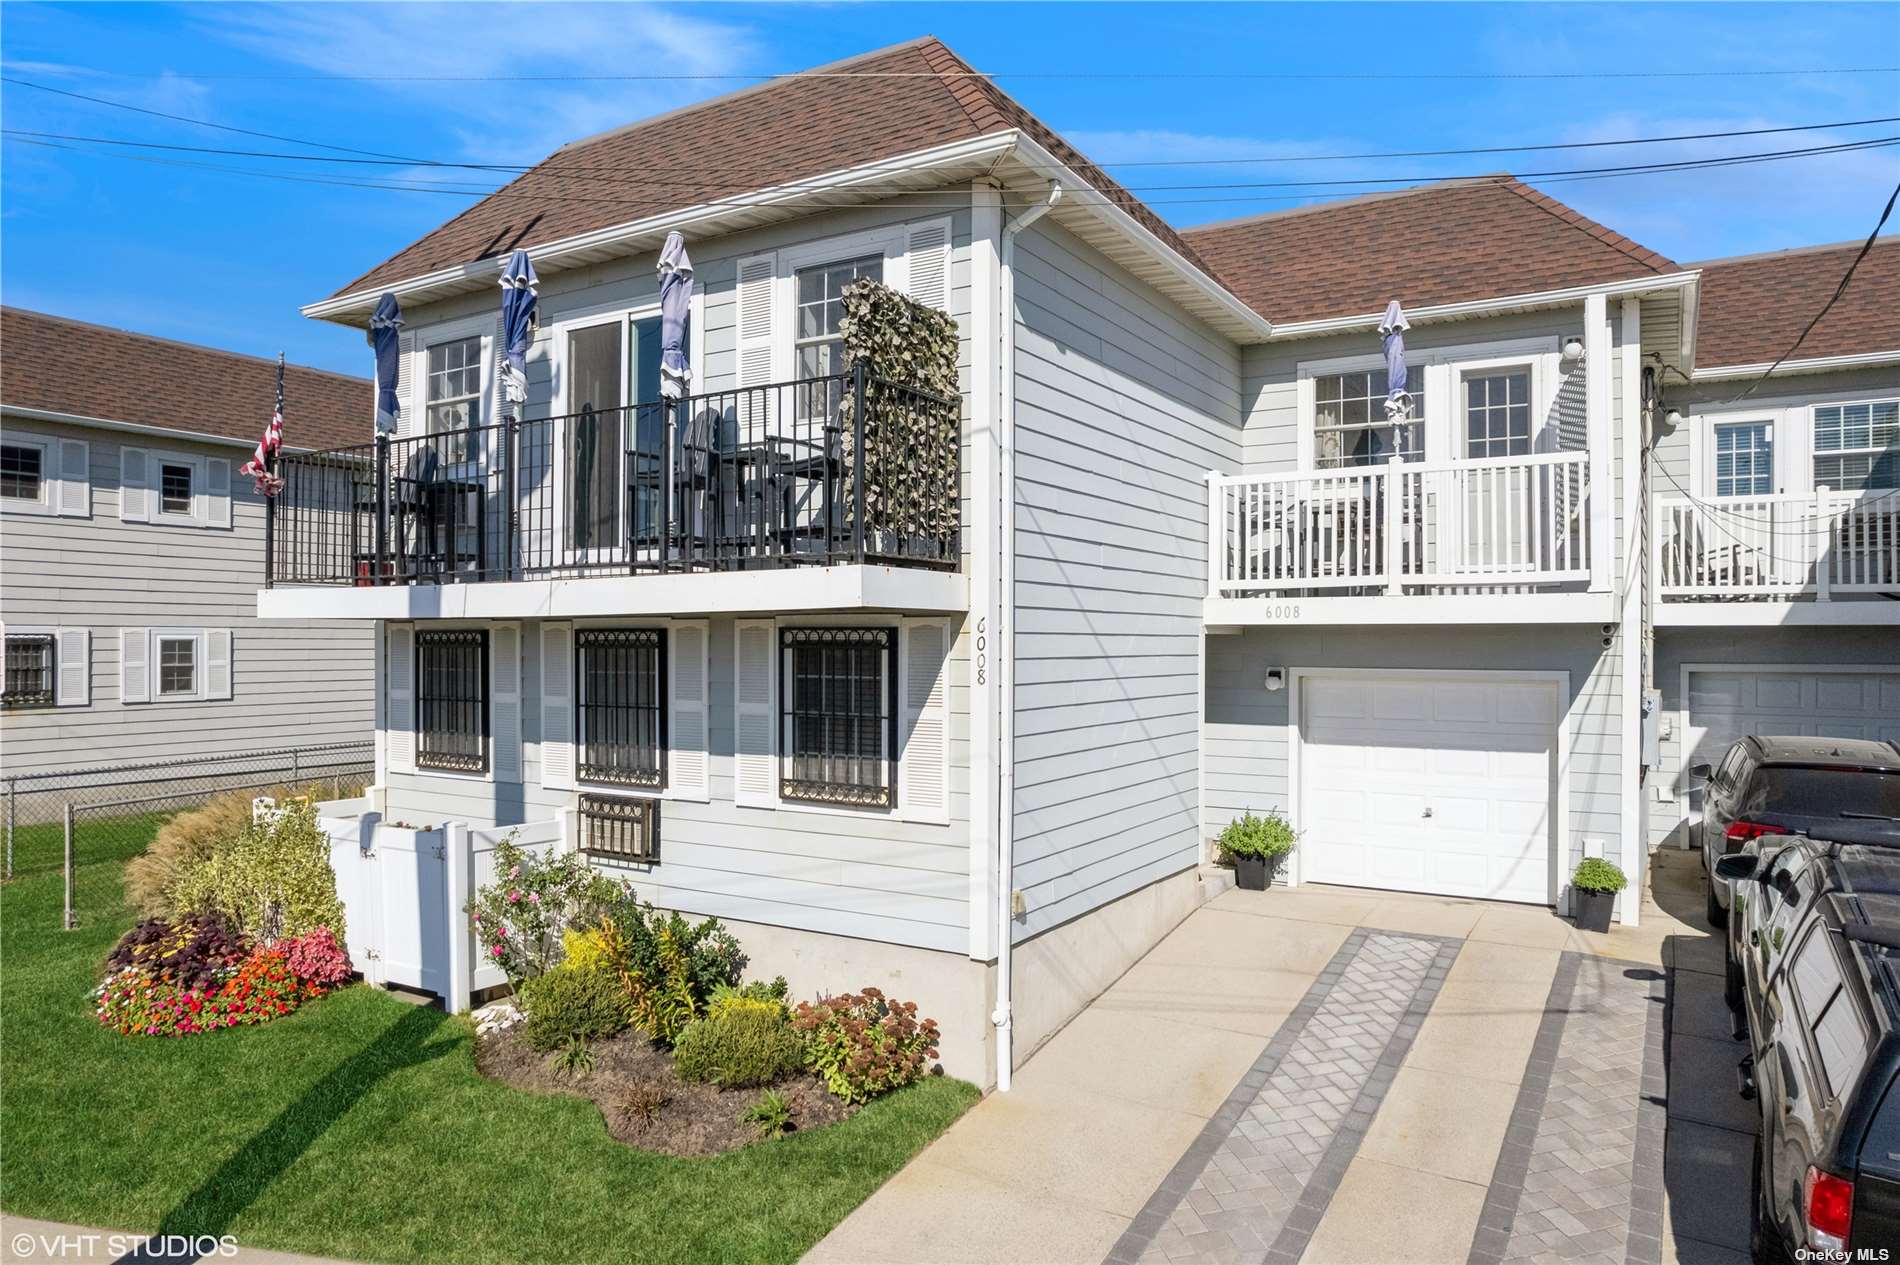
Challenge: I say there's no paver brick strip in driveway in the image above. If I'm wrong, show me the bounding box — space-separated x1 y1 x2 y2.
1106 928 1459 1265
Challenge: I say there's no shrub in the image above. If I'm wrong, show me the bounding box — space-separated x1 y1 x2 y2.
707 976 790 1019
1573 857 1629 894
467 837 612 990
517 962 629 1052
1218 809 1298 864
592 899 747 1045
107 914 249 991
562 927 611 974
619 1084 669 1130
124 791 256 919
674 1003 805 1088
792 988 941 1105
276 927 352 988
167 800 343 941
741 1089 794 1141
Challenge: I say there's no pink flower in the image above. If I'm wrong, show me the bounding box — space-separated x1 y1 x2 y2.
490 945 503 958
508 865 521 879
507 890 521 903
528 893 540 904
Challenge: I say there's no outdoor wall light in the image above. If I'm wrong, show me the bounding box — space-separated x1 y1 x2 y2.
1561 335 1586 362
1264 667 1287 692
1664 407 1685 428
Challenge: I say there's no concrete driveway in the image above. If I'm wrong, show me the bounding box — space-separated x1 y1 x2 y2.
806 850 1753 1265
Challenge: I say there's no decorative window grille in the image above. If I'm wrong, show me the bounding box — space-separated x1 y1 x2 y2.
576 628 666 787
779 626 894 807
579 793 660 862
416 629 488 773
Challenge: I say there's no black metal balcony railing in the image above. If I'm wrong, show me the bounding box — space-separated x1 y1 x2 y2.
265 368 960 587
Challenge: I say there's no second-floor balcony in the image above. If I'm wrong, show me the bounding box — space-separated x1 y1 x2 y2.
1207 451 1600 621
265 369 960 606
1656 488 1900 621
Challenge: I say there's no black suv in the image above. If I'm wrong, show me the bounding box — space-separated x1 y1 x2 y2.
1695 737 1900 928
1719 829 1900 1259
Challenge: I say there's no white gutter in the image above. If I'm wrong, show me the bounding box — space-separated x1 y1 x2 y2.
302 132 1021 325
993 179 1061 1094
1690 348 1900 380
0 404 349 454
1268 270 1702 340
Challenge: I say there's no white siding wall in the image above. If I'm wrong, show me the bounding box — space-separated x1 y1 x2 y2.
382 613 973 952
1008 218 1242 939
0 417 374 774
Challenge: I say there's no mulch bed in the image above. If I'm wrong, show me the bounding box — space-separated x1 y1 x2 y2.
474 1026 854 1157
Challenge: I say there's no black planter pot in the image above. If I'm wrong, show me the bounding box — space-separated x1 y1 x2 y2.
1234 855 1270 891
1574 888 1616 933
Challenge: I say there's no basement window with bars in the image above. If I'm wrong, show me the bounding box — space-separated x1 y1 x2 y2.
579 793 660 863
576 628 666 788
416 630 488 773
780 627 894 808
3 634 55 708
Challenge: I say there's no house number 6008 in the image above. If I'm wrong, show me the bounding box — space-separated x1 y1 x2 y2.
975 617 987 686
1261 603 1302 620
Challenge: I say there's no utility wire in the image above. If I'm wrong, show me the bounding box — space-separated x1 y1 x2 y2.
7 127 1895 208
6 72 1897 180
114 66 1900 83
1720 177 1900 404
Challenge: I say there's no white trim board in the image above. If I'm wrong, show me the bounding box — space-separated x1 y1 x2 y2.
1202 591 1616 628
259 564 969 622
1284 667 1572 912
1655 601 1900 627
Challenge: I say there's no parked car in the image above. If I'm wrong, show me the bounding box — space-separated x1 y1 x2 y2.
1717 831 1900 1261
1692 736 1900 928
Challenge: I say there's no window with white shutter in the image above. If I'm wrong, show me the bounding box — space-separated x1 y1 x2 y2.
539 622 576 791
491 623 523 783
119 447 152 522
733 619 777 808
385 623 417 774
668 620 709 800
120 627 150 703
904 219 952 312
898 618 951 824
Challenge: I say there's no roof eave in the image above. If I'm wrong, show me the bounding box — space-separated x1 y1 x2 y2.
0 403 360 452
1690 348 1900 381
1002 136 1273 342
1266 270 1703 340
302 131 1023 327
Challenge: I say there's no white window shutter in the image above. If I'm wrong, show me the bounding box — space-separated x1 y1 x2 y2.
386 623 417 775
120 628 150 703
733 619 777 808
735 252 778 389
205 629 233 700
204 459 233 528
540 622 575 791
56 439 90 518
669 620 710 800
55 628 89 706
491 622 522 783
898 618 951 824
904 219 953 312
399 330 420 438
120 447 151 522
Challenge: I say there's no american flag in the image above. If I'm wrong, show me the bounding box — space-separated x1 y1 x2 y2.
241 354 286 495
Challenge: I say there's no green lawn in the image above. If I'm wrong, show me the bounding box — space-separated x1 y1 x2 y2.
0 818 978 1265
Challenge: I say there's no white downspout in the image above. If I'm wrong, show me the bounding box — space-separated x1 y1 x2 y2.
993 181 1061 1093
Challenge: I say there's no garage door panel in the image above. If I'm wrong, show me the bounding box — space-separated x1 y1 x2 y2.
1302 674 1558 905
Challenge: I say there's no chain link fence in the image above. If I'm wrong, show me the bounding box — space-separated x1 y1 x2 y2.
2 743 373 928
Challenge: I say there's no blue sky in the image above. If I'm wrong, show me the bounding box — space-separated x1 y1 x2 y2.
3 2 1897 380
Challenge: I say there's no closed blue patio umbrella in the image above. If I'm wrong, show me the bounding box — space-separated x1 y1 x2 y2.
499 250 538 415
1380 299 1412 426
370 293 403 435
658 231 693 400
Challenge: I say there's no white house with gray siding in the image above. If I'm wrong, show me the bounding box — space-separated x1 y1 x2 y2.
262 36 1900 1091
1 308 376 779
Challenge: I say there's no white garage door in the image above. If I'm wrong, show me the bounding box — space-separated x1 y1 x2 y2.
1681 668 1900 822
1300 674 1559 904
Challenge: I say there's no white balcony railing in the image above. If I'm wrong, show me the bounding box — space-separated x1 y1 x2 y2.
1209 451 1594 597
1656 487 1900 601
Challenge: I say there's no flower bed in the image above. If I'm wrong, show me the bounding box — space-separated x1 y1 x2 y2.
93 918 350 1038
467 838 943 1155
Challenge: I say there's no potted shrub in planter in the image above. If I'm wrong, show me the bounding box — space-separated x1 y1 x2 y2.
1218 810 1296 892
1571 857 1627 932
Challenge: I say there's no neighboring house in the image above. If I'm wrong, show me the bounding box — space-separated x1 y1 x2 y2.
263 35 1898 1088
0 308 377 776
1647 238 1900 850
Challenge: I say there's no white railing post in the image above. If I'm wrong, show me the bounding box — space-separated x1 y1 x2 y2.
1585 292 1613 593
444 821 472 1015
1205 470 1222 596
1383 457 1403 595
1815 484 1833 602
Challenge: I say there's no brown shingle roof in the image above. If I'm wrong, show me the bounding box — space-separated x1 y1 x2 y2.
1180 177 1679 326
1691 236 1900 368
1 308 371 450
333 36 1211 299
